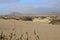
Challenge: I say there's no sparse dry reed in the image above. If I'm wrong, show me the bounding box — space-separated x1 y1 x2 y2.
0 29 40 40
34 30 40 40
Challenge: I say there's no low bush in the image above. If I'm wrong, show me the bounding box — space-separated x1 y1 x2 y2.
20 16 33 21
49 19 60 25
40 16 47 19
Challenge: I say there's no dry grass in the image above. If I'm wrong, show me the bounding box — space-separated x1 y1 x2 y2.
0 17 60 40
0 28 40 40
49 19 60 25
40 16 47 19
0 15 60 25
49 16 60 25
0 15 60 40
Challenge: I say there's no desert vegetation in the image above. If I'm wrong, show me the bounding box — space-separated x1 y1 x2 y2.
0 15 60 25
0 29 40 40
0 15 60 40
49 19 60 25
40 16 47 19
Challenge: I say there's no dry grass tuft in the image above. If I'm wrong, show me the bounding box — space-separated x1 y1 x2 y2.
49 19 60 25
0 29 40 40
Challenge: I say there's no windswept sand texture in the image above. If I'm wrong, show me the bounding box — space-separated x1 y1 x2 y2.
0 16 60 40
0 17 60 40
32 18 50 23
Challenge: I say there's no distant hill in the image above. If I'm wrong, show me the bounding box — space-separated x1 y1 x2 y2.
6 12 60 16
8 12 23 16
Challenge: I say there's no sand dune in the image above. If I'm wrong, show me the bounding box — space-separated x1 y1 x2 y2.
0 19 60 40
33 18 50 23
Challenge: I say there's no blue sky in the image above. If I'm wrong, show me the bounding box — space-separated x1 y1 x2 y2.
0 0 60 15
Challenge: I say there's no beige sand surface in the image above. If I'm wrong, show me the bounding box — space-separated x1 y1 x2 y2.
0 19 60 40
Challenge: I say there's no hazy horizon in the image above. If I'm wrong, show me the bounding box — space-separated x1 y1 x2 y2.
0 0 60 15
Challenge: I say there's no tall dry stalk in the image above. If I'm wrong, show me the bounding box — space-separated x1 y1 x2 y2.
34 30 40 40
26 32 29 40
0 31 6 40
0 29 40 40
20 34 23 40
